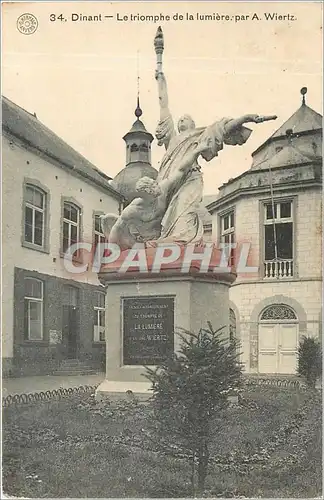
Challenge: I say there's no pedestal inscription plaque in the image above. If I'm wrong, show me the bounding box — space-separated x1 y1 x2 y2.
122 296 174 365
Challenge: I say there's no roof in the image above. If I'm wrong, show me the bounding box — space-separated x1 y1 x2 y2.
271 104 322 138
123 118 154 142
203 194 218 209
2 96 122 199
269 142 317 168
251 135 320 171
111 162 158 202
253 103 322 156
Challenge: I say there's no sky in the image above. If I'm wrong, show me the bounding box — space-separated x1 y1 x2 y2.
2 1 323 195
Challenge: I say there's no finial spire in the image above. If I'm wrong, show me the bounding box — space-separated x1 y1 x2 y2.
300 86 307 105
135 50 143 119
135 96 142 118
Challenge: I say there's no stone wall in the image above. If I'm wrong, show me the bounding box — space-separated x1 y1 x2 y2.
230 280 322 372
209 164 322 373
2 133 120 370
12 267 106 377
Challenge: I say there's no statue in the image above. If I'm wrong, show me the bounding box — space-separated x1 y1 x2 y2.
100 136 213 250
153 26 277 245
101 27 277 249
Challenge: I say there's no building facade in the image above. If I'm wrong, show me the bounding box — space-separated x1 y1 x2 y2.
3 90 321 378
207 91 322 374
2 97 123 376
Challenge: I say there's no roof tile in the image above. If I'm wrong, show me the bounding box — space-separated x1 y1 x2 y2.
2 96 122 198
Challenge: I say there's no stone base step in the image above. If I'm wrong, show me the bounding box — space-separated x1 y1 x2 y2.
53 359 98 376
60 359 88 366
57 363 94 369
53 369 97 376
95 380 152 401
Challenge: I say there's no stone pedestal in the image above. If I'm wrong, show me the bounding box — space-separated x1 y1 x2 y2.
95 246 236 400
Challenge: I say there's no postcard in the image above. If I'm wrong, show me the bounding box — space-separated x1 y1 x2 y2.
2 2 322 498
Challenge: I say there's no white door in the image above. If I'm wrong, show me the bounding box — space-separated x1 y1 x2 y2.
278 323 298 374
258 323 298 374
259 324 278 373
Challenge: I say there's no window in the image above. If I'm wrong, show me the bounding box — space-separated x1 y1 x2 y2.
264 200 294 278
130 143 139 152
139 143 148 152
229 308 236 345
220 210 235 266
260 304 297 321
24 185 45 247
62 202 81 254
94 214 106 251
24 278 43 340
94 292 105 342
63 286 79 307
203 223 213 242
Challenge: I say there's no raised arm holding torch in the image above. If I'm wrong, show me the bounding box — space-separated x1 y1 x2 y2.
154 26 164 74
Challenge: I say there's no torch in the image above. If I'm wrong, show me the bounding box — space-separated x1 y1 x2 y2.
255 115 278 123
154 26 164 73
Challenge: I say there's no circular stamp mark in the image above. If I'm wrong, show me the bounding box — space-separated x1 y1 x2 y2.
17 13 38 35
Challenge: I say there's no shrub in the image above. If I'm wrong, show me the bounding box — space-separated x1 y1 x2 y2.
145 322 243 496
297 336 322 388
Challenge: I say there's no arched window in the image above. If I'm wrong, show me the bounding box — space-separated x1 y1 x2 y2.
63 286 79 307
220 210 235 266
260 304 297 321
263 200 294 278
24 185 46 247
130 143 139 152
139 143 148 152
24 278 44 340
229 308 236 344
94 213 106 250
62 202 81 253
94 291 105 342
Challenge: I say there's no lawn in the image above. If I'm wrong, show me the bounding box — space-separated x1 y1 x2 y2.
2 385 322 498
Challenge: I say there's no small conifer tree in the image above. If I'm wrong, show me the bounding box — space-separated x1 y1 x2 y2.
145 322 242 496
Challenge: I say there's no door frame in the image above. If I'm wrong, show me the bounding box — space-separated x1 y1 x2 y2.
258 318 299 374
62 286 80 359
249 296 307 373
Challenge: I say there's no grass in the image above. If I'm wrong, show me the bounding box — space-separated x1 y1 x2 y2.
2 386 322 498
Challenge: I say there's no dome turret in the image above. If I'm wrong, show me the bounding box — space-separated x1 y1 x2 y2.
111 97 157 202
